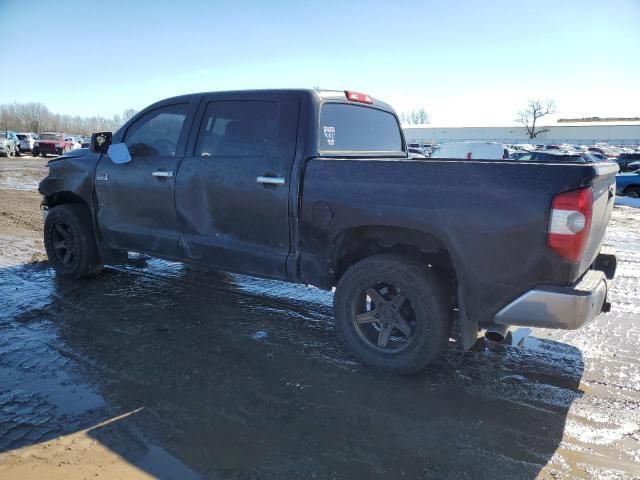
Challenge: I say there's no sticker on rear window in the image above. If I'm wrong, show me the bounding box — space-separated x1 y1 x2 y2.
323 126 335 146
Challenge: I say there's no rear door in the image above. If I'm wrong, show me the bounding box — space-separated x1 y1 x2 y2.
95 101 198 257
175 93 299 279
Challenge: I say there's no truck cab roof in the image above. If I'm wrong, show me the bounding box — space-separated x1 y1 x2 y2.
115 89 406 159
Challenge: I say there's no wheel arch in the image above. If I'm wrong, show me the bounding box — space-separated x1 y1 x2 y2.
328 224 478 350
330 225 458 285
623 184 640 195
44 190 90 209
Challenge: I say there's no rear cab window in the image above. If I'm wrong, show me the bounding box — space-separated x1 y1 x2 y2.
318 103 404 156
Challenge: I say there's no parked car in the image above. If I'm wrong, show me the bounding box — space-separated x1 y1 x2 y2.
513 151 598 163
407 147 427 158
507 148 527 159
616 153 640 172
34 132 71 157
81 138 91 148
17 132 38 154
407 143 435 156
513 143 536 152
0 130 20 157
39 88 617 374
616 170 640 198
585 152 607 162
627 161 640 171
65 136 82 150
430 142 509 160
588 146 616 157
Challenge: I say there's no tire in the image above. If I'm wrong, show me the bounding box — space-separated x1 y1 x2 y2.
625 186 640 199
334 254 451 374
44 204 103 279
15 146 20 157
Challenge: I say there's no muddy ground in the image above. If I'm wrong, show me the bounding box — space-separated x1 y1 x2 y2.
0 157 639 479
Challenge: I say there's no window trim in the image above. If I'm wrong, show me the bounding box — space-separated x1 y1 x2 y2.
316 101 406 158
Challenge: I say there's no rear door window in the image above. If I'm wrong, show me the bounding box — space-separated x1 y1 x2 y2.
195 100 278 157
319 103 403 153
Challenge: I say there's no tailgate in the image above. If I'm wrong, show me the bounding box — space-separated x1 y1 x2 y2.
579 163 618 274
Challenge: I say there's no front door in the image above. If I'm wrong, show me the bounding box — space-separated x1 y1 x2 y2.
95 101 196 257
175 94 299 279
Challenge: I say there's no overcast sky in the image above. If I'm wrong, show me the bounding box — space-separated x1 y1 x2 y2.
1 0 638 126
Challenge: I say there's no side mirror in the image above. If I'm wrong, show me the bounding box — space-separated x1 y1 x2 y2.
90 132 112 154
107 143 132 164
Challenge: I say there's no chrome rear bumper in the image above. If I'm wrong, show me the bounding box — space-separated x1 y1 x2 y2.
495 270 610 330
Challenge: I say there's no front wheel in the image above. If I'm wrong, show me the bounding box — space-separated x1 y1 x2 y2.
334 254 451 374
44 204 103 278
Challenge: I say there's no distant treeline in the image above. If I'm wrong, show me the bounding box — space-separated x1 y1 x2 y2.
0 102 137 135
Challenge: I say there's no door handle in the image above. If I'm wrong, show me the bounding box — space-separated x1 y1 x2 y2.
152 171 175 178
256 176 285 186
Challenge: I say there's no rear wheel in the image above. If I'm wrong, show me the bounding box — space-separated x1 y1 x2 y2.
44 204 103 279
334 254 451 374
625 186 640 198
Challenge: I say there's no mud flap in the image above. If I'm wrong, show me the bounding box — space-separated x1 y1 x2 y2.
457 287 479 350
594 245 617 280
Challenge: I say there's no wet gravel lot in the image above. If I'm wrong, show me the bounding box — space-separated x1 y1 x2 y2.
0 157 639 479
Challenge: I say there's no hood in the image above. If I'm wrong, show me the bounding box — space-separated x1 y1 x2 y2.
48 147 92 163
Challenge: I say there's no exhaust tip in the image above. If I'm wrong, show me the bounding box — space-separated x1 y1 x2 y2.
485 331 506 343
484 324 509 343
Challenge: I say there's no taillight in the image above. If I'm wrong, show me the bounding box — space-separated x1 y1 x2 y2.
345 91 373 104
548 187 593 262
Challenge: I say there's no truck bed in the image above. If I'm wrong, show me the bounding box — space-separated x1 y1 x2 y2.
299 158 618 325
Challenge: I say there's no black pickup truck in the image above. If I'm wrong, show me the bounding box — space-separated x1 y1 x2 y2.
39 89 618 373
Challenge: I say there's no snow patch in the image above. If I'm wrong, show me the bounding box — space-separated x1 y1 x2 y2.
564 419 638 445
0 176 39 191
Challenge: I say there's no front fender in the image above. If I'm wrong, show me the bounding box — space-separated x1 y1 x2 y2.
39 149 101 207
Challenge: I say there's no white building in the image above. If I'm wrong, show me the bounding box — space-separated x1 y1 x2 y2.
403 121 640 146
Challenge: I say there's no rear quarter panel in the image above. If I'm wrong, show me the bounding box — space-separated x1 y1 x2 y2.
300 158 604 324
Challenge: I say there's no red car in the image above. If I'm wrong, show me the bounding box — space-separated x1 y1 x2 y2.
34 132 71 157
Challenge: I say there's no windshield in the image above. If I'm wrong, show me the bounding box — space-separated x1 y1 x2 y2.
40 133 63 141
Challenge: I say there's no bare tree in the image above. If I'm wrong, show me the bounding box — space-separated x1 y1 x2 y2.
516 99 556 139
400 108 430 125
0 102 137 135
121 108 137 124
